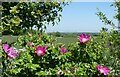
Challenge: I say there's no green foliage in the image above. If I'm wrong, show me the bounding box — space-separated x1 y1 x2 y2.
111 1 120 21
3 33 71 76
0 28 120 76
1 2 68 35
96 1 120 75
67 37 99 75
96 10 115 28
54 32 62 37
96 1 120 29
1 1 120 76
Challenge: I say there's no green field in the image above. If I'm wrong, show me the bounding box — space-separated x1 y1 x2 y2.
2 35 18 44
1 36 78 43
1 35 79 47
1 33 98 47
55 37 78 46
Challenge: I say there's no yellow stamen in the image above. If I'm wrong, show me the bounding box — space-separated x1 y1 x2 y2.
38 50 43 54
100 69 104 73
82 38 87 43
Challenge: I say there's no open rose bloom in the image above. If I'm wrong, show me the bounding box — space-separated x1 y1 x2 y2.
3 44 17 58
36 45 48 56
97 64 110 75
60 46 68 54
79 33 91 44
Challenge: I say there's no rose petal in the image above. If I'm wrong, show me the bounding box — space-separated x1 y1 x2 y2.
8 52 17 58
60 47 68 53
3 44 9 52
97 65 110 75
11 51 17 57
7 47 14 53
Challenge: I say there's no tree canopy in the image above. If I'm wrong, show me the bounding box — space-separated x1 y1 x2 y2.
1 1 68 35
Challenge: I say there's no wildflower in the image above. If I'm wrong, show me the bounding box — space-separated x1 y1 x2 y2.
79 33 91 43
3 44 17 58
60 46 68 54
97 64 110 75
36 45 48 56
27 42 34 47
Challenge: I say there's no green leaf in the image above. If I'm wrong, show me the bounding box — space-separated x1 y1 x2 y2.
10 68 23 74
25 63 39 70
36 71 47 76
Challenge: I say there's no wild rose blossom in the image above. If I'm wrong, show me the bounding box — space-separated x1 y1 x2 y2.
36 45 48 56
97 64 110 75
3 44 17 58
79 33 91 44
60 46 68 54
27 42 34 47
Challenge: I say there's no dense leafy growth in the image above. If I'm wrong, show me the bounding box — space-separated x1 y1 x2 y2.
0 1 120 77
2 2 68 35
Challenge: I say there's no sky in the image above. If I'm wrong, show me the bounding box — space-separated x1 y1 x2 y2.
46 2 118 33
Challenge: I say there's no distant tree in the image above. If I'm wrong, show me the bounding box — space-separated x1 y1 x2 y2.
55 31 62 37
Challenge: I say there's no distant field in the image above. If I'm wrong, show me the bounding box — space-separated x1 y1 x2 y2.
1 32 99 44
2 35 18 44
1 35 78 45
1 35 98 48
55 37 78 46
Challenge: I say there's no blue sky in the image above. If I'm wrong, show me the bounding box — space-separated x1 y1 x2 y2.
46 2 118 33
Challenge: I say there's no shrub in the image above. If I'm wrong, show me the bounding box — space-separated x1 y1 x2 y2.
0 28 120 76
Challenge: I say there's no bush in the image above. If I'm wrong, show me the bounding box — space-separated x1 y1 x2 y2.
0 32 2 37
0 28 120 76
